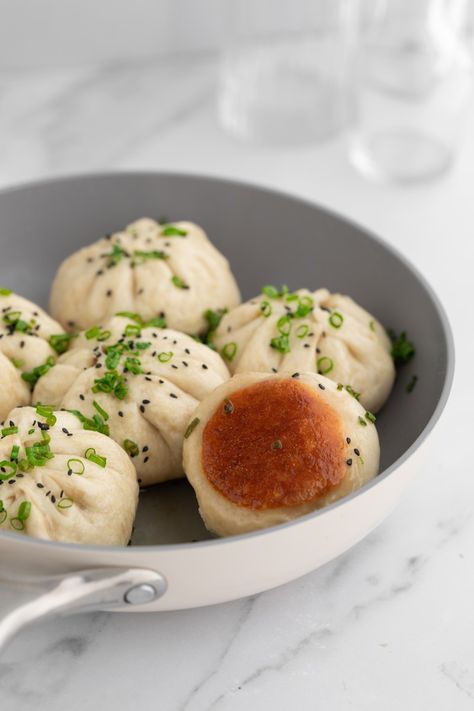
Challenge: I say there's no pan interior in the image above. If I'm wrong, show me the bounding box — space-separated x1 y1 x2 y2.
0 173 450 545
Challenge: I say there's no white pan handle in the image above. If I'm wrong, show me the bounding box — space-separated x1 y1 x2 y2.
0 567 167 653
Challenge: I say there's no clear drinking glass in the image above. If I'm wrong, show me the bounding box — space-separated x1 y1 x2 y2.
217 0 356 146
349 0 473 183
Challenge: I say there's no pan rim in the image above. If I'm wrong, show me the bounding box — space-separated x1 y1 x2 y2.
0 170 455 554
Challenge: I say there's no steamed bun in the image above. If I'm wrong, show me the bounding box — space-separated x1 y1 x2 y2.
183 372 380 537
49 218 241 335
33 315 230 486
212 287 395 413
0 406 138 545
0 290 66 420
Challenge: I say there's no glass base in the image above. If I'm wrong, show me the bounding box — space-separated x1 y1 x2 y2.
349 130 453 184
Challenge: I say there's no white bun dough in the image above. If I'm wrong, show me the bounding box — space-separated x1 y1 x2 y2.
213 288 395 413
183 372 380 537
0 406 138 546
34 315 230 486
49 218 241 335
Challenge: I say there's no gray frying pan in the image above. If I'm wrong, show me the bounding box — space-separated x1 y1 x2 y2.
0 173 454 650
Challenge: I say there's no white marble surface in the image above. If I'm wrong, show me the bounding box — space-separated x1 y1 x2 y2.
0 52 473 710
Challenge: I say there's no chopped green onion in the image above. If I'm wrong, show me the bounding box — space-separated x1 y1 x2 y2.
28 428 35 435
261 285 280 299
157 351 173 363
406 375 418 393
184 418 200 438
369 320 375 332
204 308 227 333
92 371 127 400
123 439 139 458
49 333 74 355
10 445 20 462
11 358 24 369
296 324 309 339
143 316 167 329
124 324 141 338
276 315 292 336
161 225 187 237
260 301 272 317
123 356 142 374
294 296 314 318
345 385 361 401
171 275 189 289
270 334 290 354
358 416 367 426
57 497 74 509
317 356 334 375
85 326 111 342
388 330 416 366
104 243 127 267
0 504 6 524
85 448 107 468
116 311 141 323
1 426 18 438
97 329 111 342
93 400 109 421
0 460 17 480
329 311 344 329
10 500 32 530
67 458 85 475
18 459 32 472
21 357 55 387
336 383 343 391
221 342 237 361
365 411 376 424
68 409 110 436
35 404 57 426
132 250 168 264
0 287 12 295
271 439 283 450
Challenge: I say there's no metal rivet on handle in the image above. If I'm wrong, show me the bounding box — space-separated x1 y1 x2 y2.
123 583 159 605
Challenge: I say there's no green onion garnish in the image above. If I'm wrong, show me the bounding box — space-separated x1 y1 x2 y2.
171 275 189 289
124 324 141 338
388 330 416 366
21 357 55 387
0 460 17 480
93 400 109 421
365 411 376 424
49 333 74 355
270 334 290 354
116 311 142 323
92 371 127 400
0 501 6 524
35 404 57 426
105 243 127 267
184 418 200 439
123 356 142 374
329 311 344 329
85 326 111 342
157 351 173 363
260 301 272 317
57 497 73 509
68 409 110 436
204 308 227 333
161 225 187 237
369 320 375 332
0 287 12 295
406 375 418 393
132 250 168 264
336 383 343 391
294 296 313 318
143 316 167 329
345 385 361 401
276 315 292 336
317 356 333 375
261 285 283 299
296 324 309 339
221 342 237 361
67 458 85 475
1 426 18 438
358 416 367 426
123 439 139 458
10 500 32 530
10 445 19 462
85 448 107 468
11 357 24 369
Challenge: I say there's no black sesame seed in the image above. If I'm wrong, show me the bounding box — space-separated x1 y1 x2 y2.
106 289 113 297
51 495 56 504
185 348 190 355
202 364 208 370
303 343 310 348
142 399 150 404
159 379 164 384
271 368 278 373
145 376 152 382
171 364 178 369
318 383 326 390
354 448 360 456
79 394 85 401
170 393 178 399
142 446 149 453
292 372 300 378
144 456 149 463
118 411 124 417
182 361 188 367
36 483 44 488
346 437 351 444
316 347 321 354
346 458 353 466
